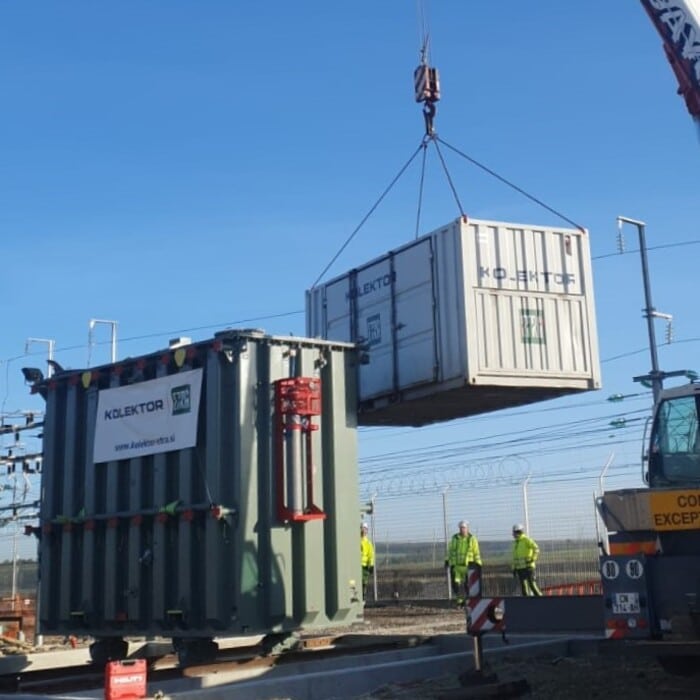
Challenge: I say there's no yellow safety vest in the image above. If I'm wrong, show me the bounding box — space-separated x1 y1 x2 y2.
360 535 375 568
512 534 539 570
447 533 482 567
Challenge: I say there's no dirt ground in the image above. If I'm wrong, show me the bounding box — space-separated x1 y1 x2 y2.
23 605 700 698
353 654 700 699
346 605 700 699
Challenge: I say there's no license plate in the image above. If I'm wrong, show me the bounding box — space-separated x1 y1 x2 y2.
612 592 640 614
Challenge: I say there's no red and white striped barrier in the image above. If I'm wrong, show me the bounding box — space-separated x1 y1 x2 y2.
466 596 505 634
605 627 625 639
467 567 482 597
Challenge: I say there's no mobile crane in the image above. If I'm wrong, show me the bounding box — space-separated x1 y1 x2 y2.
597 384 700 649
591 0 700 658
641 0 700 129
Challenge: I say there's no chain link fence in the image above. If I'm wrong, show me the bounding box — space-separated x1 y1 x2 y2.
361 460 641 601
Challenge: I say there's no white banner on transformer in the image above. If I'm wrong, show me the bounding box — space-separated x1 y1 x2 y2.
93 368 203 463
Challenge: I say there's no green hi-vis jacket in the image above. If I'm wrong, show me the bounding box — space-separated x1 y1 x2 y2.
447 533 482 567
512 533 540 570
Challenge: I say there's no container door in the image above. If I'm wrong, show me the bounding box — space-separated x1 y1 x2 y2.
319 239 438 400
389 239 437 392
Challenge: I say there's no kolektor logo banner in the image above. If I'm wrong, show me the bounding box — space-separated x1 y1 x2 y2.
93 368 203 463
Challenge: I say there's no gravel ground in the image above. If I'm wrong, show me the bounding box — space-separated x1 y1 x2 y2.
342 604 700 699
353 654 700 699
26 605 700 698
350 604 468 636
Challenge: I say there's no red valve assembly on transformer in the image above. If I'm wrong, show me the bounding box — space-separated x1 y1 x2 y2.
274 377 326 523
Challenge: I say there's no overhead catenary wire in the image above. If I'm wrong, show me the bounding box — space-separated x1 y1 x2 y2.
360 423 646 478
359 408 650 470
357 407 649 487
359 393 652 441
359 410 646 465
594 239 700 260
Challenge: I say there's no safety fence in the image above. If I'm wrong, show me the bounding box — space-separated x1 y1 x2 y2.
541 579 601 596
366 554 602 602
361 460 639 602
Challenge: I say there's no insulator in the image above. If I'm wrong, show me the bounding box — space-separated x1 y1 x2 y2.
616 231 625 253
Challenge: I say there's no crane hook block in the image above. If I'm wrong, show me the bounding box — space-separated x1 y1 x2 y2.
414 64 440 104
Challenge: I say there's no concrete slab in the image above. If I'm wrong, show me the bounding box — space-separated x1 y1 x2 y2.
0 635 267 679
7 636 588 700
156 637 571 700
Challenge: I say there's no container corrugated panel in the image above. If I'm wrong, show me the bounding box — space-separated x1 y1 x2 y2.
306 217 601 426
36 330 363 640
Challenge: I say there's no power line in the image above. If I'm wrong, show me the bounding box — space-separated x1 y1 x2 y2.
594 239 700 261
359 393 652 441
360 407 648 464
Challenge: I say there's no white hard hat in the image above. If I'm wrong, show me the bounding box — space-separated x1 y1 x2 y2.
512 523 525 533
361 522 369 530
458 520 469 528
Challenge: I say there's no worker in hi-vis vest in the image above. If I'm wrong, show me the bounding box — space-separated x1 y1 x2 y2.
445 520 482 605
360 522 375 601
512 523 542 596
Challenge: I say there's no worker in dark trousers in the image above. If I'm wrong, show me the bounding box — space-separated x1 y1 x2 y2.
512 523 542 596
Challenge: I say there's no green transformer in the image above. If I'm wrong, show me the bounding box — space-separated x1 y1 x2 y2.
29 329 363 665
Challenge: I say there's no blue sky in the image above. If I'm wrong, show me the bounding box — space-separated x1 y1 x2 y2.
1 2 699 544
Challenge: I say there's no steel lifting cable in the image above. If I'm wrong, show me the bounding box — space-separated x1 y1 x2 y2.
314 0 589 285
311 2 439 284
435 136 586 232
431 138 466 221
416 0 429 61
414 140 429 239
311 141 426 288
412 5 584 235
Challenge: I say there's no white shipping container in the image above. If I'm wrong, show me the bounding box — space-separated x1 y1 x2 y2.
306 217 601 426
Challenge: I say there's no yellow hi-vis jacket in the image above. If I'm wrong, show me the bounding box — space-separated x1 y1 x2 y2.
447 533 482 567
361 535 375 568
512 533 539 570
